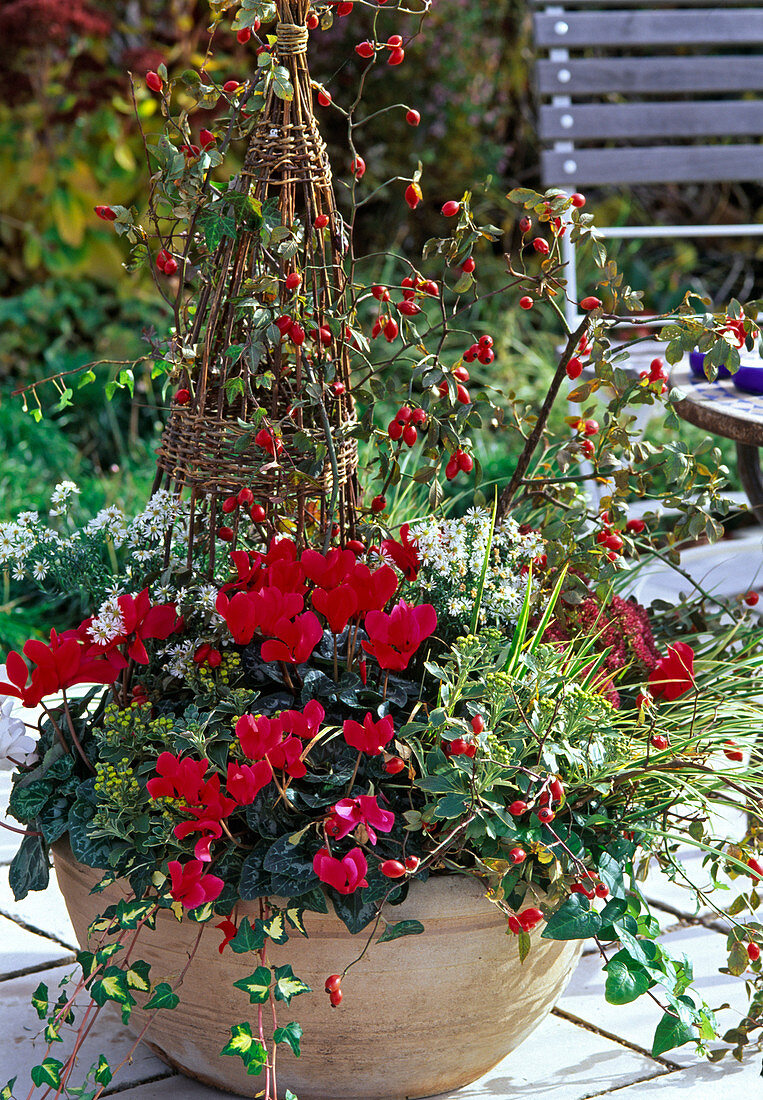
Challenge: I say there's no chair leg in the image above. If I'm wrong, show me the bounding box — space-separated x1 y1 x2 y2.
736 443 763 525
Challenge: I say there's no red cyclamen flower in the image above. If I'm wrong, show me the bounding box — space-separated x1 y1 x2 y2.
260 611 323 664
380 524 420 581
327 795 395 845
312 846 369 895
361 599 437 670
167 859 224 909
342 712 395 756
0 631 119 708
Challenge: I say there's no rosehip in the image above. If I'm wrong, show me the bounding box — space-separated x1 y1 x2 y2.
371 495 386 513
290 323 305 346
724 741 744 762
314 213 329 229
329 988 343 1007
519 295 534 310
307 12 319 28
175 388 191 405
222 496 238 514
372 285 390 302
570 193 586 208
146 71 163 92
250 505 267 523
355 40 375 58
285 272 302 291
403 424 417 447
163 257 178 276
457 452 473 473
456 384 470 405
351 156 366 179
748 857 763 879
223 79 241 92
604 534 623 552
518 215 531 233
461 256 476 274
566 357 583 380
626 518 646 534
237 28 251 44
218 526 234 542
406 108 420 126
405 183 422 209
441 200 460 217
404 856 420 872
276 315 293 336
580 296 602 311
380 860 407 878
422 280 439 297
388 420 403 441
454 366 470 383
463 345 478 363
401 276 416 299
579 438 594 458
532 237 549 255
508 916 522 934
582 419 599 436
388 47 405 65
199 128 215 148
477 347 495 365
509 800 528 817
337 1 353 15
651 735 668 750
509 847 526 865
399 300 421 316
594 882 609 898
748 943 761 961
412 409 427 425
745 591 759 606
478 335 493 349
384 756 406 775
445 457 459 481
396 405 413 423
383 318 399 342
518 908 544 932
387 34 403 48
95 205 117 221
537 807 555 823
317 89 332 107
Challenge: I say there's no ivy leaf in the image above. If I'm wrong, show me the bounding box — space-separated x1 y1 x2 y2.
377 919 424 944
90 967 136 1017
273 964 311 1004
220 1023 267 1075
233 966 272 1004
652 1011 696 1056
605 953 653 1004
273 1021 303 1057
144 983 180 1011
31 1060 63 1088
125 961 151 992
93 1056 112 1087
260 911 289 945
31 982 48 1020
230 917 266 954
2 1078 17 1100
541 894 602 941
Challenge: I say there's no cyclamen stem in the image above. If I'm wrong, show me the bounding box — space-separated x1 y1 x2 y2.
61 694 96 775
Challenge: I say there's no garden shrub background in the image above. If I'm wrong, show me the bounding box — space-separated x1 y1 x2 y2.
1 0 761 648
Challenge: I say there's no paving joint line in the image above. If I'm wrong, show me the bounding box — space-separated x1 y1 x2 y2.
0 955 76 983
580 1065 678 1099
551 1006 681 1069
0 907 78 952
647 898 731 935
102 1070 177 1096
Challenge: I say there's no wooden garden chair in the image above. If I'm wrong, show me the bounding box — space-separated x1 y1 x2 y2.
531 0 763 329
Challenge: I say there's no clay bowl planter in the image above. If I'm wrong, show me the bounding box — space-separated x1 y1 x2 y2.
53 840 581 1100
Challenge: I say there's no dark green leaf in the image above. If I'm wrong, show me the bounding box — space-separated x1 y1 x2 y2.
144 982 180 1011
93 1056 112 1087
377 919 424 944
221 1023 267 1075
233 966 272 1004
9 834 49 901
31 1060 63 1088
230 917 266 954
273 964 311 1004
652 1011 695 1056
605 953 653 1005
273 1021 302 1057
31 982 48 1020
541 894 602 941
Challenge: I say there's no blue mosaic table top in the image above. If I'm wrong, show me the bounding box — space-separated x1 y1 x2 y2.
670 364 763 444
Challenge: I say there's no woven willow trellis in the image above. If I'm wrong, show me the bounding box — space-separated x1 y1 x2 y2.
154 0 358 574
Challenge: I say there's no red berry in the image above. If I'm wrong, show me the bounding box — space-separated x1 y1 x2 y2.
404 856 420 872
384 756 405 775
318 89 332 107
748 857 763 879
222 496 238 514
380 860 407 879
95 205 117 221
456 384 470 405
509 847 526 865
285 272 302 291
570 193 586 208
386 34 403 48
594 882 609 898
403 424 417 447
441 200 460 218
388 47 405 65
223 79 241 92
307 11 319 28
319 326 332 346
549 777 564 802
471 715 485 735
519 295 533 310
412 408 427 426
532 237 549 255
579 439 594 458
383 318 399 342
372 285 391 302
199 128 215 148
395 405 412 423
463 346 477 363
371 495 386 513
352 156 366 179
237 487 254 506
454 366 470 383
406 108 420 126
325 974 342 993
580 296 602 311
566 357 583 380
314 213 329 229
461 256 476 274
218 526 235 542
478 335 493 349
276 315 293 337
748 943 761 961
582 419 599 436
405 183 422 210
329 988 343 1007
237 28 251 44
626 518 646 535
724 741 744 762
537 807 555 824
422 280 439 297
651 735 668 751
518 216 531 234
508 916 522 934
745 591 759 606
355 40 375 58
290 323 305 346
146 71 163 93
509 800 528 817
604 533 623 552
399 300 421 316
457 452 473 473
250 505 267 523
388 420 403 441
337 0 353 14
518 907 544 932
477 347 495 365
445 457 459 481
163 257 178 276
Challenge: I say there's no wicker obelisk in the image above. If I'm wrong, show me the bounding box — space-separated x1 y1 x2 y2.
155 0 358 575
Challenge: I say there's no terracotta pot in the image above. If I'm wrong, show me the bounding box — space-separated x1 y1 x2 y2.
53 840 582 1100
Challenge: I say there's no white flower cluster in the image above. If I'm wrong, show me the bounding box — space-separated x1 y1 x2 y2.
86 505 130 546
411 507 544 630
87 594 126 646
160 640 197 680
49 480 80 517
127 490 189 564
0 670 38 772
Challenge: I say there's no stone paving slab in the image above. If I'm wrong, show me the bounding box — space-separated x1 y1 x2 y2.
0 867 77 950
0 964 167 1092
0 914 73 979
586 1055 760 1099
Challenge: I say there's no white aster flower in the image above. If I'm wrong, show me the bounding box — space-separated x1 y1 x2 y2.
49 480 81 516
32 561 48 582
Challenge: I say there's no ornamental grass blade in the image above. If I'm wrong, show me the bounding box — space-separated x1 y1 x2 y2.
504 564 532 675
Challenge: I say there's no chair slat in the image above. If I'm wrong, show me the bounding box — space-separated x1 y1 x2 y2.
541 143 763 186
539 100 763 141
537 56 763 96
534 9 763 48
